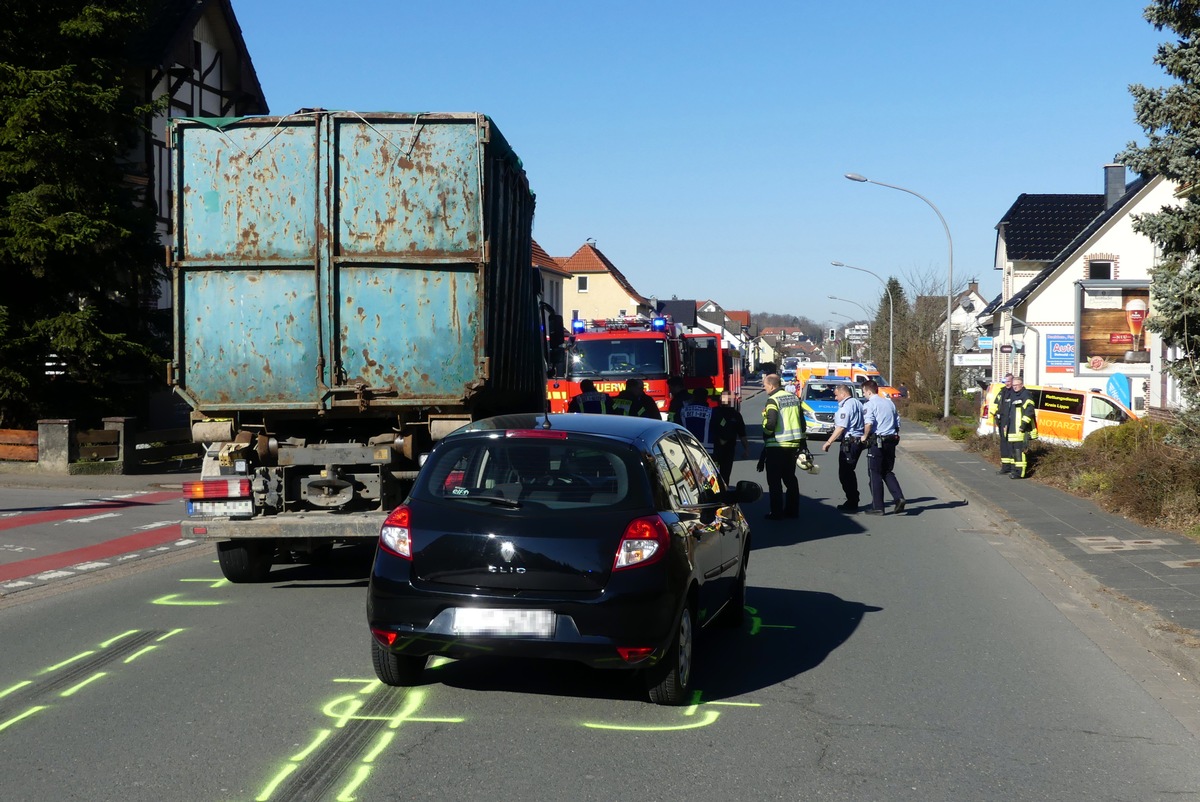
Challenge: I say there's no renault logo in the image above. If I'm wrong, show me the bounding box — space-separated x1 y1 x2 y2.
499 541 516 563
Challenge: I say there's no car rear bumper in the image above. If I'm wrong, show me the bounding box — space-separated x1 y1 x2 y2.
367 554 685 670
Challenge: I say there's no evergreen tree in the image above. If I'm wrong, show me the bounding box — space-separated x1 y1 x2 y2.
1119 1 1200 438
868 276 909 384
0 0 162 427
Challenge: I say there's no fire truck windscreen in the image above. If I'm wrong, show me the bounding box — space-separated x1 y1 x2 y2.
570 339 669 378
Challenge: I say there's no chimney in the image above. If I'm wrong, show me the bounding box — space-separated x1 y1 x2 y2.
968 279 978 296
1104 164 1126 209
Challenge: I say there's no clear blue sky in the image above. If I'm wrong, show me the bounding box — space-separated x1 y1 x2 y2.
233 0 1168 330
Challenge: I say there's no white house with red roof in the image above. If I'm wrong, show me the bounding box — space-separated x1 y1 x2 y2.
556 241 651 323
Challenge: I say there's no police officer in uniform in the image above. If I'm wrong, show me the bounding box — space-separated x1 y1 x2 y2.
993 373 1015 474
822 382 865 511
1005 375 1037 478
862 379 905 514
758 373 806 520
609 378 662 419
567 379 613 414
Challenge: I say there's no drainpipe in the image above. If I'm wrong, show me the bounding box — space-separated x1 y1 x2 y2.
1009 312 1040 385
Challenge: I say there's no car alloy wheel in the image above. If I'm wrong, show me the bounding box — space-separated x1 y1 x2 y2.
647 604 693 705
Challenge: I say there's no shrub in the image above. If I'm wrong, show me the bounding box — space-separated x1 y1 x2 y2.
948 425 972 441
907 402 941 423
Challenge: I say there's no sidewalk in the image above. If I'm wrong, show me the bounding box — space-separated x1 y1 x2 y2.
901 431 1200 680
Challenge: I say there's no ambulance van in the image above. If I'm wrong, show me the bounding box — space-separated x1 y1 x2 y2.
977 384 1135 447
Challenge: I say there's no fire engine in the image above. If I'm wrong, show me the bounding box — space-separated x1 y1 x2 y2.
547 317 742 413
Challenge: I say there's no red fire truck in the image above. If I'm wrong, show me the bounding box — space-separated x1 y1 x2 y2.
547 317 742 413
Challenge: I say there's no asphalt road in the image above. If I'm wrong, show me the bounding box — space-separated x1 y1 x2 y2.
2 396 1200 800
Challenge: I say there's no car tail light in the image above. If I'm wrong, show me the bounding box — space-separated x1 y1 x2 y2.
613 515 670 570
183 479 250 499
380 505 412 559
616 646 654 663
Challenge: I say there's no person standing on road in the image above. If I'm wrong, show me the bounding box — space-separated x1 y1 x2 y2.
710 391 750 485
861 380 906 515
757 373 806 520
993 373 1016 474
665 376 688 423
567 379 614 414
679 388 716 448
609 378 662 419
822 383 866 511
898 382 909 399
1005 375 1037 479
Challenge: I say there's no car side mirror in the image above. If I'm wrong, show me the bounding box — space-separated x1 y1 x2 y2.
722 480 763 505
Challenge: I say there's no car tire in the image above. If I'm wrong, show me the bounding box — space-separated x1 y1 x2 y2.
646 604 694 705
716 566 746 629
371 640 427 686
216 539 274 583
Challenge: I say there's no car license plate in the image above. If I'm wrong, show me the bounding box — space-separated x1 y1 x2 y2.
187 499 253 517
452 608 555 638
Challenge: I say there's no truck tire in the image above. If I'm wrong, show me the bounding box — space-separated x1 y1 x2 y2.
371 640 426 686
216 539 275 583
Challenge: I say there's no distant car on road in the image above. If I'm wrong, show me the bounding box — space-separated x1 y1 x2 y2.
799 377 864 438
366 413 763 705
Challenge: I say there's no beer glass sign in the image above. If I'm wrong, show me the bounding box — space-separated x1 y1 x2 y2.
1078 286 1151 371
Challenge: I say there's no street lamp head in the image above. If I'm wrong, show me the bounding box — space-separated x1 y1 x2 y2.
844 173 868 182
831 260 845 267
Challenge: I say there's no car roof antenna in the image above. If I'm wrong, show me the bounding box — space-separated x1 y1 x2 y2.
541 389 553 429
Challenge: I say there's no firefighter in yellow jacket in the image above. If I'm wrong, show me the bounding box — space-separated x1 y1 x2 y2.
757 373 807 519
1004 376 1038 479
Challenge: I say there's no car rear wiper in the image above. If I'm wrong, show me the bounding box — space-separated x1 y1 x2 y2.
446 494 521 509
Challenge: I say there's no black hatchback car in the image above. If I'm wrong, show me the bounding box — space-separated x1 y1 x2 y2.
367 413 762 705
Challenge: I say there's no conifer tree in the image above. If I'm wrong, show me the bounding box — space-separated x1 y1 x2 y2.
1120 2 1200 435
0 1 162 426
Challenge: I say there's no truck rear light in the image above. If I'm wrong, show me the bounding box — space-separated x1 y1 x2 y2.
380 505 413 559
183 479 250 499
614 515 670 570
617 646 654 663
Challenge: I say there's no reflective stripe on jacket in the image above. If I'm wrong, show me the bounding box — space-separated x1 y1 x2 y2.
763 389 805 448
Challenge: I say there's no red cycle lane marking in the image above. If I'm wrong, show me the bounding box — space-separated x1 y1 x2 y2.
0 524 183 582
0 491 182 532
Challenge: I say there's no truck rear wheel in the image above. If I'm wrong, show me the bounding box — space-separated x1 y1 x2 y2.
217 539 275 583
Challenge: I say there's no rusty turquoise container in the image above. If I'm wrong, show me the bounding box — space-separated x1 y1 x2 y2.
170 111 542 418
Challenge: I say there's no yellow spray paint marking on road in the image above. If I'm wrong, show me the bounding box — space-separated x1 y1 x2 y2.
0 706 47 733
1 629 183 738
745 604 796 636
180 578 230 589
583 689 761 731
60 671 107 698
256 680 465 802
150 593 224 606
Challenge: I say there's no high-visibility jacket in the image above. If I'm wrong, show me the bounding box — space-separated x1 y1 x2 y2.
679 402 715 453
1004 389 1038 442
568 391 612 414
610 393 661 419
763 389 805 448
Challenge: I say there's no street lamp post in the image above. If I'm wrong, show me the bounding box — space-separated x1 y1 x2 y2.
845 173 954 418
829 295 873 361
831 261 894 386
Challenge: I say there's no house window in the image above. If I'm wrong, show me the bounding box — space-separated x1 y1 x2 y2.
1089 261 1113 280
619 309 626 317
578 276 589 292
571 309 579 321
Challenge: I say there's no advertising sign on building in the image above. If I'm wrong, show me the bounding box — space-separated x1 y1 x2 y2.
1077 285 1150 373
1045 333 1075 374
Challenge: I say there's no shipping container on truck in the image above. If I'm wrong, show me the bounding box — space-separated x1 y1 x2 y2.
169 111 549 582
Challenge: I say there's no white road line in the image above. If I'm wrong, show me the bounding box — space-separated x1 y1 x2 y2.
135 521 181 530
35 571 74 580
57 513 123 525
1 581 34 590
71 562 110 571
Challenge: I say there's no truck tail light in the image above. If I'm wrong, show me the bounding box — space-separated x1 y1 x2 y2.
380 505 413 559
614 515 670 570
183 479 250 499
